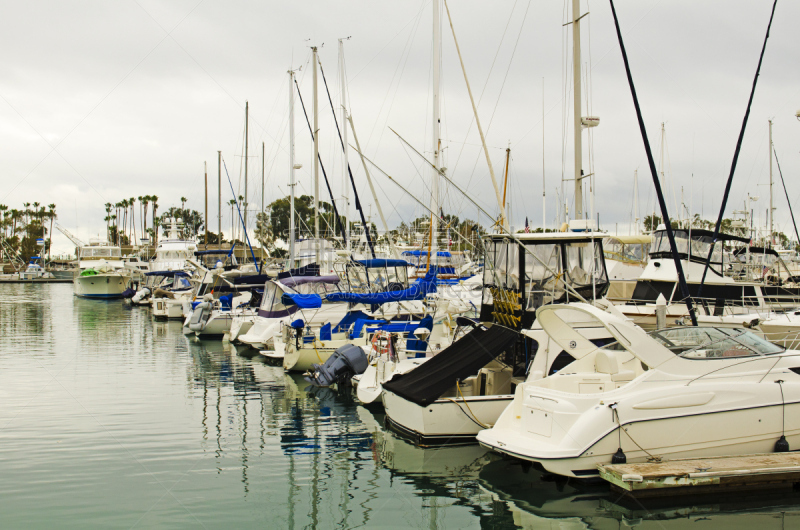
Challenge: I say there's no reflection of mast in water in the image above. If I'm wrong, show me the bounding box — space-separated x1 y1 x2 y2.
238 382 249 495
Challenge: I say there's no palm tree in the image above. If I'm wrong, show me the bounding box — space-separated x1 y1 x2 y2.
229 199 237 242
137 196 144 239
129 197 136 245
151 196 159 244
46 204 56 260
141 196 150 240
180 197 187 211
0 204 7 238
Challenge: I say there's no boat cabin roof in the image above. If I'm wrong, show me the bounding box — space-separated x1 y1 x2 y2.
603 235 651 245
485 232 607 244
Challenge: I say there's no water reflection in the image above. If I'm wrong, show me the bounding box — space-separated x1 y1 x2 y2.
478 457 800 528
5 286 800 528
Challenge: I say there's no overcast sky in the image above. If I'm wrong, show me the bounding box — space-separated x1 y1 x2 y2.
2 0 799 254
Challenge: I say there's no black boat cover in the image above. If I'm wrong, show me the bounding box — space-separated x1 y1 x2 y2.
382 324 519 407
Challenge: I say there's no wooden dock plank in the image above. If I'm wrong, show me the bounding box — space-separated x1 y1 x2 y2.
598 452 800 498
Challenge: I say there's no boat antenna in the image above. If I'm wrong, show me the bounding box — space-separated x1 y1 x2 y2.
222 158 260 273
773 146 800 247
293 79 348 247
315 62 376 258
608 0 697 326
697 0 778 298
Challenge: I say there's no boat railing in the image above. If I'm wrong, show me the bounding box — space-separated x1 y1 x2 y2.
617 293 800 315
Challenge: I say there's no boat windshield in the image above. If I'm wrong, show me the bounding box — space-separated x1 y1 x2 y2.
649 327 784 359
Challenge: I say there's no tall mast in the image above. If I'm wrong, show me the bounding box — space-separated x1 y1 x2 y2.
339 39 351 252
443 0 507 231
312 46 320 265
204 161 208 248
769 118 774 245
261 141 265 215
218 151 221 246
633 169 639 234
542 77 546 229
430 0 441 262
244 101 249 236
572 0 583 220
289 69 297 265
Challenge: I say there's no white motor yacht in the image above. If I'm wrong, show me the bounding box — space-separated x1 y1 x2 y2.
617 228 800 329
73 240 130 299
477 302 800 478
149 218 197 272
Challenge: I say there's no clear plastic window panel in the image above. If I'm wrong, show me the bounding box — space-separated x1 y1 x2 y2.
524 243 561 310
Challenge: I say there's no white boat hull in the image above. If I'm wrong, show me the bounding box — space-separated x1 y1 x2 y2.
152 297 187 320
74 273 128 299
382 389 512 446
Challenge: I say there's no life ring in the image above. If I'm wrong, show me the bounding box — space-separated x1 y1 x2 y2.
371 330 389 356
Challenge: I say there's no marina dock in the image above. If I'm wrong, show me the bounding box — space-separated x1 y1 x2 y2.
598 452 800 498
0 278 73 284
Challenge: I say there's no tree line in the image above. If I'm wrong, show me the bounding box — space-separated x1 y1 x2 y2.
0 202 57 264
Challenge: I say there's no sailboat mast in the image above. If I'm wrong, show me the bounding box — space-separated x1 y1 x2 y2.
289 69 296 264
572 0 583 221
769 118 773 245
312 46 320 265
204 161 208 248
339 39 351 252
633 169 639 234
244 101 249 237
261 141 265 215
218 151 221 244
542 77 546 230
430 0 441 266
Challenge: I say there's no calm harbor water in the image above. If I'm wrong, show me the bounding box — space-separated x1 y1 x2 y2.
3 283 800 528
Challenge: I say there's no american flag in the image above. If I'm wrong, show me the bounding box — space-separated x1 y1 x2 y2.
524 217 530 233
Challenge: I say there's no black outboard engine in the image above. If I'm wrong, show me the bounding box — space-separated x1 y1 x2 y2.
305 344 369 388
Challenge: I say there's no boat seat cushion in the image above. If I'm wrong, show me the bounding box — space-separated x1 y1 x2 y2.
595 350 619 375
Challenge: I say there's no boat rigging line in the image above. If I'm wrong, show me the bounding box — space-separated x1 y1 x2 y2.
316 60 378 258
360 136 591 304
293 79 348 247
222 157 260 273
697 0 778 298
607 0 697 326
773 146 800 248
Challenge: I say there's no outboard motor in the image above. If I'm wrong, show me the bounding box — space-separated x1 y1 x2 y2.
305 344 369 388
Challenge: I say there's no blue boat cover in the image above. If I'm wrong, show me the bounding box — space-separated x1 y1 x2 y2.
356 259 411 268
319 322 332 341
326 268 437 305
281 292 323 309
331 310 370 334
350 319 387 340
219 294 233 310
405 315 434 357
145 270 190 277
